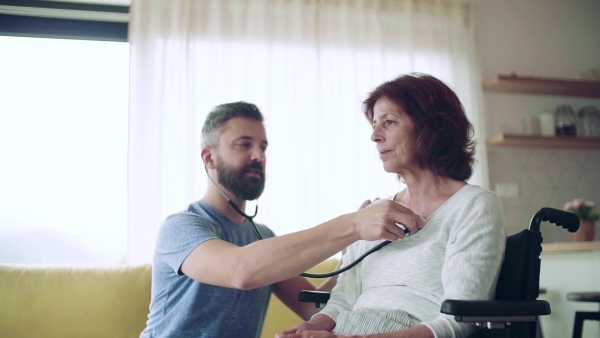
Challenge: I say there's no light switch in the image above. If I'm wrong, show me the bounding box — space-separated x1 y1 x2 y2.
495 183 519 198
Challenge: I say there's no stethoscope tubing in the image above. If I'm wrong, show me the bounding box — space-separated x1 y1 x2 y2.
232 200 391 278
207 163 388 278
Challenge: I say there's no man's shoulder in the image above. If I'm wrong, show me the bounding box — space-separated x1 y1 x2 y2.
161 201 220 229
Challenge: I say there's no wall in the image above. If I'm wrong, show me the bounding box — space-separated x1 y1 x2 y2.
474 1 600 337
475 0 600 239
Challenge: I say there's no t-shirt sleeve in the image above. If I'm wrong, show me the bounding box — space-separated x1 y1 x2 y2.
256 223 276 239
154 212 220 276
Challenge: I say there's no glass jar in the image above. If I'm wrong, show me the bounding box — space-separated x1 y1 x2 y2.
577 106 600 137
555 104 577 136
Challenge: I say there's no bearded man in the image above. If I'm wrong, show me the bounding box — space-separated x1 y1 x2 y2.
141 102 420 338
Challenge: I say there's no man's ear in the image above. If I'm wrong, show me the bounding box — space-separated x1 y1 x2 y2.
201 148 216 169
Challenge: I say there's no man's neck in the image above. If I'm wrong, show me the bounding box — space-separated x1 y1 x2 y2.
202 187 247 224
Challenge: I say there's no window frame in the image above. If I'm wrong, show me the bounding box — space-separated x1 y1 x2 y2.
0 0 130 266
0 0 129 42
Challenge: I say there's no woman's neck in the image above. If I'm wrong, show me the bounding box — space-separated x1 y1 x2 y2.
395 172 466 218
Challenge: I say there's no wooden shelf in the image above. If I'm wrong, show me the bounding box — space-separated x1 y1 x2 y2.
483 74 600 98
542 241 600 253
486 133 600 149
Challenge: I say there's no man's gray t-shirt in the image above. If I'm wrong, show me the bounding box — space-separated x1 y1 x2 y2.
140 200 276 338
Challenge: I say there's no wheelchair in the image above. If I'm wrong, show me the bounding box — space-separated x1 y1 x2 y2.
299 207 580 338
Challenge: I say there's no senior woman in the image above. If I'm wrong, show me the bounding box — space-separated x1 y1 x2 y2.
276 73 506 338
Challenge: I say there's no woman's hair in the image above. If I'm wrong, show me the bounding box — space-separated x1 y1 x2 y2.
363 73 475 181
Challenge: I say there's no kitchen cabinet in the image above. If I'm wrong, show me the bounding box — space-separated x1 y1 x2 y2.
484 74 600 149
543 241 600 252
539 246 600 338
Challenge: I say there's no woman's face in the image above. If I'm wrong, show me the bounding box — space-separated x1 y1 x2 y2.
370 97 416 173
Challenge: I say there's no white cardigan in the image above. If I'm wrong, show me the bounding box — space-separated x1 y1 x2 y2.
318 184 507 338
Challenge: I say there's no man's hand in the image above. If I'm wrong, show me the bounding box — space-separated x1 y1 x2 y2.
352 199 424 242
358 199 376 209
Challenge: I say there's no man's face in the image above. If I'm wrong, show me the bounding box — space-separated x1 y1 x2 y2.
214 117 267 201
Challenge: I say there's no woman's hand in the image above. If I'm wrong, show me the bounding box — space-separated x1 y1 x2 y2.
275 330 346 338
274 323 325 338
274 323 313 337
276 315 336 338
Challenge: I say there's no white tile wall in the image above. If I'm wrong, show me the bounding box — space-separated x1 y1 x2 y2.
488 147 600 242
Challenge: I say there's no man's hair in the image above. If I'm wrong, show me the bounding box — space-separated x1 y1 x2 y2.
201 101 264 148
362 73 476 181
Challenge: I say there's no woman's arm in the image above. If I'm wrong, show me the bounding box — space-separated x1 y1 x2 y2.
275 323 434 338
424 190 507 337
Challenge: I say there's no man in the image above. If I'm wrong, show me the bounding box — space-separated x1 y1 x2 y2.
140 102 422 338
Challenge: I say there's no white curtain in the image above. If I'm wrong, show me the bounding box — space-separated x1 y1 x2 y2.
128 0 483 264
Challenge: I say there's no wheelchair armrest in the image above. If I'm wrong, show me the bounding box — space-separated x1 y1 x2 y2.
298 290 331 308
440 299 551 323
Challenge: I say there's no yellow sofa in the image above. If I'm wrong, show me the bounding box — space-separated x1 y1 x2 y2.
0 259 339 338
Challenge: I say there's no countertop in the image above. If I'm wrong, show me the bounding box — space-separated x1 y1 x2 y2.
542 241 600 253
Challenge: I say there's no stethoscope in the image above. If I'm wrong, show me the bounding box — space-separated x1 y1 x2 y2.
205 163 392 278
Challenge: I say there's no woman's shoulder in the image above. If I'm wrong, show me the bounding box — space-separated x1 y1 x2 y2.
455 185 506 223
456 184 501 204
440 184 503 219
443 185 506 236
458 183 489 194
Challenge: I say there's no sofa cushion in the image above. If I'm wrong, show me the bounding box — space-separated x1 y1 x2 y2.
0 264 151 338
0 259 339 338
261 258 340 338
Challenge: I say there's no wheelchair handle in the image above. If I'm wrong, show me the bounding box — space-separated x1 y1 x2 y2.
529 207 580 233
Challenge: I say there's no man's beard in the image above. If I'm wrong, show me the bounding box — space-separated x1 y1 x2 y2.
216 160 265 201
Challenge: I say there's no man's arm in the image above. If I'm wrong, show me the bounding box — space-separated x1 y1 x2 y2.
181 200 423 290
273 276 325 321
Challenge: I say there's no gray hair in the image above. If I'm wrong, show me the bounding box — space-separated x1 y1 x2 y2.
201 101 264 148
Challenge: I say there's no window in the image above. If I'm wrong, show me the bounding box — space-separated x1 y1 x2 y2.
0 36 129 266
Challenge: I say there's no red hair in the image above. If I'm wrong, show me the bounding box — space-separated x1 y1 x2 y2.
363 73 475 181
